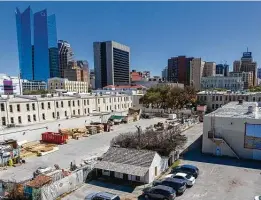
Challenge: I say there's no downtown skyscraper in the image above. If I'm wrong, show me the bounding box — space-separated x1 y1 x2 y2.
15 6 60 81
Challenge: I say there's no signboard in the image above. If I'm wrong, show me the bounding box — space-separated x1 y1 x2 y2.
244 123 261 150
243 52 252 58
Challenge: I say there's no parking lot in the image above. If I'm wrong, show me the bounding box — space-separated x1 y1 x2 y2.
178 149 261 200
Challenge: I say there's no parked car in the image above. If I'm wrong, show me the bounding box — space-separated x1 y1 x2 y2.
85 192 120 200
165 172 196 187
143 185 176 200
171 164 199 178
153 178 187 195
255 196 261 200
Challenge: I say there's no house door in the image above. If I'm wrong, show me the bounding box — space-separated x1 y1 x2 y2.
123 174 128 180
216 146 221 156
110 171 115 178
97 169 102 176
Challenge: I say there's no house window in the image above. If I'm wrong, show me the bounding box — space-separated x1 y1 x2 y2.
154 167 158 176
42 113 45 120
61 101 64 108
1 103 5 111
2 117 6 126
28 115 31 122
41 102 44 109
26 104 30 111
18 116 22 124
33 114 36 121
9 105 13 113
68 101 71 107
10 117 14 124
17 104 20 112
52 112 55 119
32 103 35 111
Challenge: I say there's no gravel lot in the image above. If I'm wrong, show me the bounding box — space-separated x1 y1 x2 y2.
0 117 165 182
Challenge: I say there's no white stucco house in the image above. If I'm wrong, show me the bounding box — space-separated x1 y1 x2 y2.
94 147 168 184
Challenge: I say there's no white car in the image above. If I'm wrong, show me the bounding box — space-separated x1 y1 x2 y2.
255 196 261 200
165 172 196 186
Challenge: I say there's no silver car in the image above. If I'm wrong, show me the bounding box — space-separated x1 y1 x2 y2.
85 192 120 200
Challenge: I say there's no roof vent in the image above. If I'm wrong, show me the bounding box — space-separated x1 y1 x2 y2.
248 106 254 113
238 99 243 104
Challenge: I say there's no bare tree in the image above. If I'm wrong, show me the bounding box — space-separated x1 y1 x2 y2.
111 125 187 156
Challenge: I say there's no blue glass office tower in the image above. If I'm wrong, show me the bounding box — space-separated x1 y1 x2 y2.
15 7 34 80
15 7 59 81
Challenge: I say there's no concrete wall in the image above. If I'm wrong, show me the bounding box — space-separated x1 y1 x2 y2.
202 115 261 159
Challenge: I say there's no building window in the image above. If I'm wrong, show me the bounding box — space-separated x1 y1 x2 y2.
10 117 14 124
78 100 80 106
42 113 45 120
73 101 75 107
212 104 215 109
41 102 44 109
57 112 59 118
26 104 30 111
98 99 100 104
78 109 80 115
136 176 140 181
32 103 36 111
103 98 106 103
84 100 86 106
88 108 90 113
212 96 215 101
68 101 71 107
17 104 20 112
84 108 86 114
65 111 67 117
73 110 75 115
98 107 100 112
33 114 36 121
61 101 64 108
87 100 89 105
48 102 50 109
215 104 219 109
52 112 55 119
219 96 222 101
155 167 158 176
2 117 6 126
9 105 13 113
28 115 31 122
0 103 5 111
253 97 256 101
18 116 22 124
216 96 218 101
56 102 59 108
107 106 108 111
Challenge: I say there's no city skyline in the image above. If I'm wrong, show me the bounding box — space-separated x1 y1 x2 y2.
1 2 261 77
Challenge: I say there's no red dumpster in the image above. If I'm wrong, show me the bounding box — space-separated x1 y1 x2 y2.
41 132 67 144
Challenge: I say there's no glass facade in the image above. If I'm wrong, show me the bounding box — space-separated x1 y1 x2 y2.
15 7 59 82
15 7 34 80
113 48 130 85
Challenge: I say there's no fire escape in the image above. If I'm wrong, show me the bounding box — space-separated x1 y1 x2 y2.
208 114 240 159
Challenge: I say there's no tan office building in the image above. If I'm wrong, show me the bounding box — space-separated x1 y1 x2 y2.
203 62 216 77
190 58 205 91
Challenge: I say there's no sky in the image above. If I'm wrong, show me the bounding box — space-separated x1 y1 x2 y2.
1 2 261 77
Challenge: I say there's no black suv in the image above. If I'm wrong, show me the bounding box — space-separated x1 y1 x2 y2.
143 185 176 200
171 164 199 178
153 178 186 195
